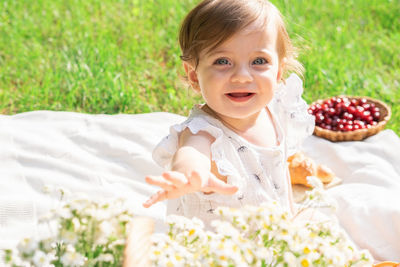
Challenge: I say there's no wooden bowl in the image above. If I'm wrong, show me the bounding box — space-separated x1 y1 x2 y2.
373 261 400 267
311 96 391 142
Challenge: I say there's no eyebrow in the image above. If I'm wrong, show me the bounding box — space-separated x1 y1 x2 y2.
206 50 231 57
207 49 274 58
256 49 274 57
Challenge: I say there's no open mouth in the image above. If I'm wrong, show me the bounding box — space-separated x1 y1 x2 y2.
226 92 255 102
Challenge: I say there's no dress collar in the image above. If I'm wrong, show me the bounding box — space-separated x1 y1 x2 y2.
190 104 284 152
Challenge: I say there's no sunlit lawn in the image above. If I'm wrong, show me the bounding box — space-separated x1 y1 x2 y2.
0 0 399 134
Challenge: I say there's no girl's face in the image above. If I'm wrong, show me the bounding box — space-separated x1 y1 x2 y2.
184 22 284 122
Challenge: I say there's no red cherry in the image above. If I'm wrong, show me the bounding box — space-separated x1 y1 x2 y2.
328 108 336 116
373 111 381 121
315 114 325 124
336 103 349 115
332 118 340 126
359 121 367 128
343 112 354 121
362 110 371 117
323 99 334 108
324 117 333 125
344 125 353 131
356 106 365 113
362 103 371 110
355 107 365 118
366 115 374 123
371 107 380 113
312 96 384 133
354 120 364 127
348 106 357 115
350 99 358 106
341 97 350 104
359 98 368 105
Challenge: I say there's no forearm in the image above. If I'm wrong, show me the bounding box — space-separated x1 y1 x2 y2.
143 131 236 208
171 146 211 179
172 128 215 177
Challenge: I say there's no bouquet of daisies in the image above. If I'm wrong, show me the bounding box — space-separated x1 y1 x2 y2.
2 195 133 267
2 177 373 267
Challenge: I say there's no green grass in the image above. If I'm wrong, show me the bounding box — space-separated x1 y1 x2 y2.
0 0 399 135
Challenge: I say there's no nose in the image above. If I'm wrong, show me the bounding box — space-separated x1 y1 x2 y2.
230 64 253 83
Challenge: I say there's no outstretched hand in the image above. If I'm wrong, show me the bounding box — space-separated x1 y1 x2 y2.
143 170 238 208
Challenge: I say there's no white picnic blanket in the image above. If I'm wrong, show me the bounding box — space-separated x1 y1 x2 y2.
0 111 399 261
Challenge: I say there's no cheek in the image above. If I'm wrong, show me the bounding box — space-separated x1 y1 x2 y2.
258 74 278 95
198 71 222 90
260 72 276 85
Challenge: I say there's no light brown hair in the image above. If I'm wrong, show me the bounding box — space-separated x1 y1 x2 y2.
179 0 303 78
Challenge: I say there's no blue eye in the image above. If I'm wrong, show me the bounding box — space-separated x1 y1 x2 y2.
253 58 267 65
214 58 230 65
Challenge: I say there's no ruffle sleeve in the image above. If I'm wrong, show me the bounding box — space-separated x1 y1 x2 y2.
271 74 315 156
152 112 239 184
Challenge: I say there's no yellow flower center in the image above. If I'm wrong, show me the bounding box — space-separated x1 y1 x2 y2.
301 259 310 267
175 255 182 261
231 245 238 252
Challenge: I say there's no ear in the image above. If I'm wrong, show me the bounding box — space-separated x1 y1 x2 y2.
277 57 287 82
183 62 200 91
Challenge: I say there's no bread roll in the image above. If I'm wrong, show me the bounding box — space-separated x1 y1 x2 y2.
288 152 335 187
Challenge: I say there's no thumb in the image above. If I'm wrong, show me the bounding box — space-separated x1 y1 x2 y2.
205 174 238 195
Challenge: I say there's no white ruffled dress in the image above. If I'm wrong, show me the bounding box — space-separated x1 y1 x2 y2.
153 74 315 227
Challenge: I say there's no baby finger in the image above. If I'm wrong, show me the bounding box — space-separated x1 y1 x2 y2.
145 175 175 191
142 190 168 208
163 171 188 187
